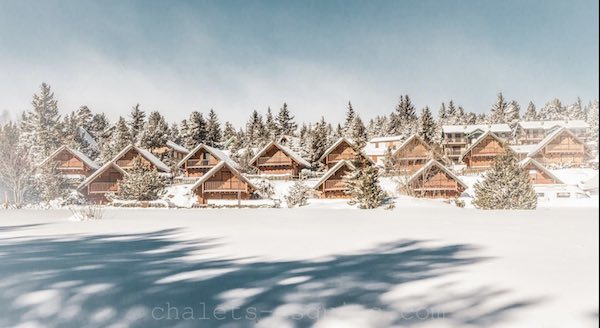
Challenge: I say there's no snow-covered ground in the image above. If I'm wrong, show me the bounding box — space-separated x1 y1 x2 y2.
0 207 597 328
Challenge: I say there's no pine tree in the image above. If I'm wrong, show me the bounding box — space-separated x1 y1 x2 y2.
446 100 458 124
586 100 599 143
19 83 62 163
389 95 418 136
349 116 367 147
284 181 311 207
523 101 538 121
129 104 146 143
185 111 207 148
103 117 132 161
538 99 564 121
205 109 222 147
505 100 521 141
35 163 68 202
168 123 182 145
276 103 297 137
306 117 329 167
382 147 398 174
489 93 508 123
140 111 169 151
88 113 110 140
0 122 35 207
418 106 436 145
265 107 277 140
566 98 585 120
472 150 537 209
437 103 447 125
115 156 164 201
75 106 93 131
246 110 267 147
344 157 387 209
343 101 356 135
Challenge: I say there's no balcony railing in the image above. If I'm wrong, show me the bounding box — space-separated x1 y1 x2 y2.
89 182 118 193
203 181 246 192
116 159 133 168
257 157 292 166
326 154 355 163
186 159 217 167
324 179 346 190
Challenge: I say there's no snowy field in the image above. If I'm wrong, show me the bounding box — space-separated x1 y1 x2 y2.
0 207 598 328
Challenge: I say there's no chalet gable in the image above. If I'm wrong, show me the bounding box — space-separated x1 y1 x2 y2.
178 144 238 169
38 145 100 171
527 127 588 158
460 131 508 161
112 144 170 173
190 161 257 192
250 141 310 167
313 160 355 190
406 159 468 190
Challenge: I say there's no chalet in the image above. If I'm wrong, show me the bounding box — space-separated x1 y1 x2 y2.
178 144 236 177
190 161 257 204
153 141 190 163
519 158 563 186
38 146 99 182
460 131 509 170
77 162 127 204
525 128 589 167
249 141 310 177
405 159 467 198
319 137 373 169
392 135 439 173
112 144 171 174
363 135 405 165
442 124 511 162
517 120 589 144
313 160 355 198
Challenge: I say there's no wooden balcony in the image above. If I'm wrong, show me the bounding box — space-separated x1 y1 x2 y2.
115 159 133 168
203 181 247 192
186 159 218 168
89 182 118 193
324 179 346 190
257 157 292 166
326 154 355 163
444 139 467 145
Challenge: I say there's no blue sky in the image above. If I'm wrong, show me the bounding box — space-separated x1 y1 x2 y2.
0 0 598 125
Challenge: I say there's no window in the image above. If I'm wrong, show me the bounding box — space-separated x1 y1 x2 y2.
556 192 571 198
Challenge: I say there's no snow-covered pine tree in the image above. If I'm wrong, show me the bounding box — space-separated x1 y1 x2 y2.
306 117 329 168
472 150 537 209
566 98 585 120
389 95 418 136
382 147 398 174
222 121 237 144
437 102 447 126
115 156 164 201
456 106 466 124
0 122 36 207
418 106 436 145
102 116 131 161
35 163 68 202
349 115 367 147
523 101 538 121
168 123 182 145
236 144 256 173
446 100 458 124
19 83 62 163
464 112 477 124
476 113 487 124
586 100 599 143
245 110 267 147
284 181 311 207
344 157 387 209
185 111 208 149
538 99 564 121
140 111 169 151
129 104 146 144
489 93 508 123
343 101 356 135
276 103 297 137
75 106 93 132
205 109 222 147
505 100 521 142
88 113 110 140
265 107 277 140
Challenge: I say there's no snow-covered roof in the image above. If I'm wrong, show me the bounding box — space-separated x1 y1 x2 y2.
190 161 257 192
526 127 587 158
406 159 468 189
369 135 404 143
77 162 127 190
250 141 311 167
460 131 507 161
313 160 355 190
177 143 239 169
519 158 564 185
442 124 511 134
579 174 598 192
166 141 189 154
112 144 171 173
38 145 100 170
79 127 99 150
392 135 432 156
362 144 387 157
518 120 589 130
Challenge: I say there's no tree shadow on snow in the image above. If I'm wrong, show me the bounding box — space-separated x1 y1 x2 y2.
0 228 542 327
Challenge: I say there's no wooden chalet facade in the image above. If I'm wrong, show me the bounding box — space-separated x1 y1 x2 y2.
406 160 467 198
313 160 354 198
191 161 257 204
153 141 190 163
460 131 509 170
520 158 563 185
178 144 233 177
113 145 171 173
250 141 310 177
392 135 435 174
526 128 589 167
77 163 126 204
319 137 372 169
38 146 99 181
